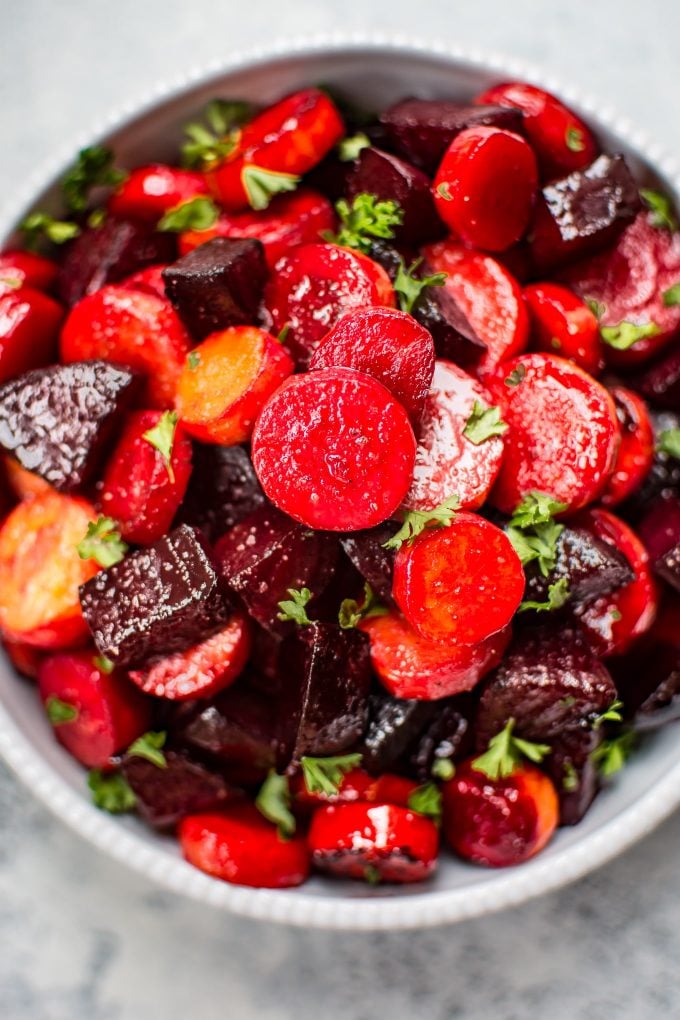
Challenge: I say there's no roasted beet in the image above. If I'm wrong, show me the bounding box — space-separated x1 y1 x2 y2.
345 147 443 245
177 443 265 543
57 218 176 307
340 523 397 603
277 623 372 764
401 695 473 782
79 525 231 668
529 155 640 272
545 727 602 826
475 622 616 747
361 691 438 774
215 506 338 633
522 525 634 605
161 237 268 340
612 635 680 731
638 494 680 592
622 411 680 520
637 344 680 411
380 98 523 174
0 360 137 491
121 749 231 829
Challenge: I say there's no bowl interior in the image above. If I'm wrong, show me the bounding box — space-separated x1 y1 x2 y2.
1 41 678 929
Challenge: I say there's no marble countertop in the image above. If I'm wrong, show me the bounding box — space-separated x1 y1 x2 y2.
2 2 680 1017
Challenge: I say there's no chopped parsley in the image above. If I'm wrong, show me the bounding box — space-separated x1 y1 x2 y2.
407 782 443 824
518 577 570 613
45 696 78 726
600 321 660 351
462 401 508 445
300 753 363 796
663 283 680 307
640 188 678 231
181 98 252 169
277 587 314 625
326 193 404 253
337 133 371 162
76 516 128 568
382 495 460 551
658 428 680 459
157 196 219 233
338 582 388 629
504 364 526 387
62 146 127 212
142 410 179 483
242 165 300 211
255 770 296 838
20 212 80 249
472 718 550 780
88 769 137 814
393 257 446 314
127 731 167 769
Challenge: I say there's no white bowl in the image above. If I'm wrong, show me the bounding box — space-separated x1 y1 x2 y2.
1 36 679 931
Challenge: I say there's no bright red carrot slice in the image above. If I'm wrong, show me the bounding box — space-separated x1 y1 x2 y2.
524 281 604 376
601 387 655 508
109 164 208 222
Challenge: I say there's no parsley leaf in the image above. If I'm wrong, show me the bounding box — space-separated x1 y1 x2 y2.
590 729 636 778
507 519 564 577
0 276 21 290
181 99 252 169
565 125 586 153
45 695 78 725
241 165 300 211
142 410 179 483
326 193 404 254
393 257 447 315
431 757 455 781
187 350 201 370
255 770 296 838
600 321 660 351
472 718 550 780
562 761 579 793
157 196 219 233
62 146 127 212
593 699 624 730
364 864 382 885
21 212 80 249
436 182 453 201
382 495 460 551
659 428 680 459
586 298 606 320
663 283 680 307
277 587 314 625
93 655 114 674
77 516 128 568
640 188 678 231
127 731 167 769
509 491 568 529
338 132 371 161
462 401 508 445
518 577 570 613
300 753 363 796
504 364 526 387
88 769 137 813
338 582 388 629
407 782 443 824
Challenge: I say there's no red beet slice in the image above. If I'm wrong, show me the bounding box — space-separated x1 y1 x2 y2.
402 360 505 512
38 650 150 768
601 386 655 508
638 494 680 593
488 353 619 514
346 147 443 245
176 443 265 543
251 368 416 531
0 288 63 384
0 360 137 492
161 237 268 340
392 512 524 644
215 505 338 633
380 98 524 174
79 525 232 668
122 749 231 829
308 307 435 424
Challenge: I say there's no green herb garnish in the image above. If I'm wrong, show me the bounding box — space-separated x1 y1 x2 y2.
504 364 526 387
393 257 447 315
77 516 128 568
88 769 137 813
518 578 570 613
300 753 363 796
62 146 127 212
255 770 296 839
590 729 636 778
593 699 624 730
181 99 252 169
242 165 300 211
407 782 443 824
127 731 167 769
659 428 680 459
462 401 508 445
562 761 579 793
600 321 660 351
663 283 680 307
277 587 314 625
158 196 219 233
338 582 388 629
640 188 678 231
431 757 455 781
45 696 78 726
337 133 371 161
382 495 460 551
472 718 550 780
93 655 115 674
142 410 179 483
326 193 403 253
565 125 586 153
20 212 80 249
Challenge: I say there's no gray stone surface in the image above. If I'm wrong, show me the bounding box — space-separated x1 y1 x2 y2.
1 2 680 1017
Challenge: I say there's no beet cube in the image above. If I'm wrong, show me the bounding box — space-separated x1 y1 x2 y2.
346 148 444 245
475 622 616 747
215 506 338 634
545 728 602 826
529 154 641 272
638 345 680 411
361 691 438 774
638 494 680 592
177 443 265 542
161 237 268 340
121 749 231 829
623 411 680 521
0 360 137 491
523 525 634 605
79 525 231 668
58 218 176 307
401 694 473 782
612 635 680 731
380 99 524 174
278 623 372 764
340 523 397 603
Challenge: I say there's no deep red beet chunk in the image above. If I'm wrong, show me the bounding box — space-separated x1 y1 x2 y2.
638 495 680 593
361 691 439 774
637 345 680 410
521 525 634 606
176 443 265 542
340 523 397 604
122 749 231 829
346 147 443 245
544 728 603 827
402 695 473 783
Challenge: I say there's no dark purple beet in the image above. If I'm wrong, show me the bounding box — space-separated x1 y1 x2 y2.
340 523 397 604
361 691 438 775
79 525 231 668
401 694 474 782
215 506 338 634
529 155 641 272
121 749 231 829
176 443 265 542
57 218 176 306
475 622 616 747
637 494 680 592
161 237 268 340
0 360 137 491
365 241 487 367
304 153 350 203
636 343 680 410
345 147 444 246
380 99 524 174
278 623 372 764
175 682 278 784
545 727 602 826
522 526 634 605
612 636 680 731
622 411 680 521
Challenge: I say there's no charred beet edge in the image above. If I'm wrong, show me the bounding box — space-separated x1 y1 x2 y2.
161 237 269 340
380 98 524 173
121 748 232 829
523 526 634 605
0 360 138 491
79 525 232 668
176 443 265 542
475 622 616 747
401 694 474 782
277 623 372 764
361 691 439 774
529 154 641 272
58 218 176 306
545 728 603 826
